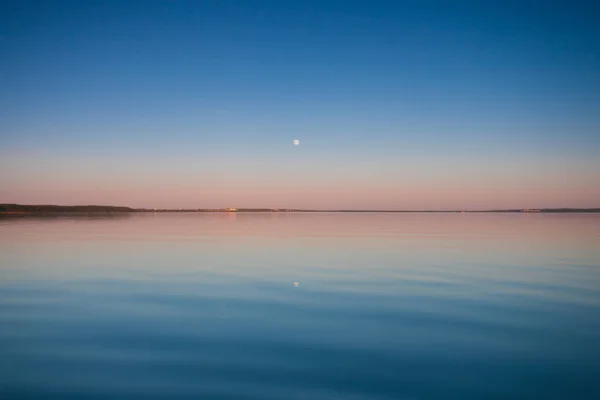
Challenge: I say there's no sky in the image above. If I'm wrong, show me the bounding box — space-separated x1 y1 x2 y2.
1 0 599 210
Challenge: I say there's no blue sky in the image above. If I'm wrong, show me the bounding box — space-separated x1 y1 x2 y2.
1 0 599 209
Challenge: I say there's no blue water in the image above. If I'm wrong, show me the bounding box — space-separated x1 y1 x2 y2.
1 213 599 399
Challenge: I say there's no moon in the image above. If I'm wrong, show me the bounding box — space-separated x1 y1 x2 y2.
293 139 300 146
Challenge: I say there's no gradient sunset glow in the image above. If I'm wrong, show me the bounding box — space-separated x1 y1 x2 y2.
2 1 599 210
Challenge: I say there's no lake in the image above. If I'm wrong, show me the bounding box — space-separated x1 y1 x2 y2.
1 213 599 399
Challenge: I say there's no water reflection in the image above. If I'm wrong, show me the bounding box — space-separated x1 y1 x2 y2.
0 213 599 399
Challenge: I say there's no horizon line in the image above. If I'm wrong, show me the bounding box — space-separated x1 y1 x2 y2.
2 203 600 213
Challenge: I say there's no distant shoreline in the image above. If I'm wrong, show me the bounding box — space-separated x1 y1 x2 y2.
1 204 599 214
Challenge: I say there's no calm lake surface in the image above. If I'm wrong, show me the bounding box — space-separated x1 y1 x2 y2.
1 213 599 399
